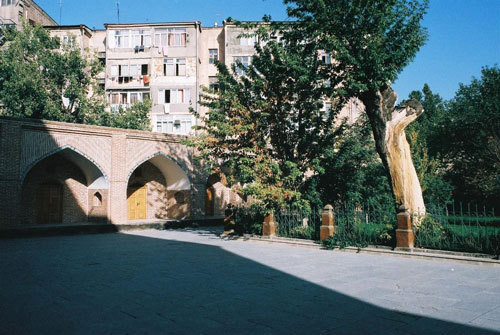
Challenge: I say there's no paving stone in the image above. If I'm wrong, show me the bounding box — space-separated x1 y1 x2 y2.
1 228 499 334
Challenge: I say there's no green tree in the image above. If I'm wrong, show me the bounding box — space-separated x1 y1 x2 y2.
303 117 392 208
0 22 150 131
282 0 429 215
438 66 500 208
86 99 152 131
189 26 337 210
406 84 453 205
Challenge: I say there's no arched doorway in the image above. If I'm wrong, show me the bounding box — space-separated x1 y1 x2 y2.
205 186 215 216
205 171 228 216
21 147 109 224
127 184 148 220
126 153 191 220
36 182 63 224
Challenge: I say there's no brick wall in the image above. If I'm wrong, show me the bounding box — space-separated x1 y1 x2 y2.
0 117 221 227
21 154 88 224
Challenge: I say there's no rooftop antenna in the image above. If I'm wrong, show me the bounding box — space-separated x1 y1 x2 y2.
59 0 62 25
116 1 120 23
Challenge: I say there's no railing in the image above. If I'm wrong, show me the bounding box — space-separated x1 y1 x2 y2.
234 200 500 256
275 207 322 240
331 202 396 247
413 203 500 255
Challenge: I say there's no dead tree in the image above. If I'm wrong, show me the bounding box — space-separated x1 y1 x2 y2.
361 86 426 218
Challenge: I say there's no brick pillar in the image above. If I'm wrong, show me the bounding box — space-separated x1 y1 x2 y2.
396 210 414 250
262 212 277 237
109 134 127 225
320 204 336 241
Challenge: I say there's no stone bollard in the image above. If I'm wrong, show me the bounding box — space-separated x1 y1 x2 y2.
395 209 414 250
262 212 277 237
320 205 336 241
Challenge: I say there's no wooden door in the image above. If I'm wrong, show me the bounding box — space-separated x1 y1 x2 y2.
205 186 214 216
37 183 62 224
127 185 147 220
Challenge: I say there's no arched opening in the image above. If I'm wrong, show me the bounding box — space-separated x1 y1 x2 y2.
93 192 103 207
205 171 228 216
205 186 215 216
21 148 109 224
127 153 191 221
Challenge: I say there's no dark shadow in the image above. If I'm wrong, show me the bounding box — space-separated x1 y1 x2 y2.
0 231 495 334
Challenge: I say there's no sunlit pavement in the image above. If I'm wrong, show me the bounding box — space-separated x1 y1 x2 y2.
1 227 499 334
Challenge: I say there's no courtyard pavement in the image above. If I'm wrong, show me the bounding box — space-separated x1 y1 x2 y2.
1 227 499 334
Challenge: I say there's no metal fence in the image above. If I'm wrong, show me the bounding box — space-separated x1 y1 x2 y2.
413 203 500 255
275 207 322 240
331 202 396 247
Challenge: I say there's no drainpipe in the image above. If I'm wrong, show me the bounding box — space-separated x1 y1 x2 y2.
195 21 199 130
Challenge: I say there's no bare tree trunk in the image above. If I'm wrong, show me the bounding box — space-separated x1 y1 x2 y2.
361 86 426 217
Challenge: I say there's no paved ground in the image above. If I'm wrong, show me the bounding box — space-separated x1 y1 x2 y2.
1 227 499 334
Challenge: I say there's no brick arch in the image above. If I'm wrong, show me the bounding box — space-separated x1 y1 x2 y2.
19 131 112 182
126 152 191 191
20 145 109 187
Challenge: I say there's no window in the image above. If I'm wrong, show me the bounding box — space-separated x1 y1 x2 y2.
321 53 332 65
156 115 193 134
113 30 129 48
164 58 186 76
113 29 151 48
209 77 219 91
154 28 187 47
323 102 332 120
209 49 218 64
62 36 75 49
239 35 258 46
131 29 151 47
233 56 250 75
168 28 187 46
158 89 190 104
154 29 168 47
111 64 148 83
108 91 148 107
0 0 13 6
130 92 139 104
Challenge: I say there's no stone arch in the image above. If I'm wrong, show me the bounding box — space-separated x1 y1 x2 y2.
20 146 109 224
126 152 191 191
21 145 109 189
126 152 192 220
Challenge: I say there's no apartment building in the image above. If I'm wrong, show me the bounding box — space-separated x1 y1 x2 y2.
0 0 56 29
45 25 93 56
104 22 201 135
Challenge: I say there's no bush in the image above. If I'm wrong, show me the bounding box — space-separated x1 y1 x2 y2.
234 204 265 235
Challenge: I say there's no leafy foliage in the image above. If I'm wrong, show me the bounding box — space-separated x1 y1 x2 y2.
86 99 152 131
405 84 453 205
436 66 500 208
280 0 429 211
282 0 429 97
303 117 392 208
188 28 338 210
0 22 150 131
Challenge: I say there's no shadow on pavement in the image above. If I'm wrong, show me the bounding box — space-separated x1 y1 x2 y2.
0 232 494 334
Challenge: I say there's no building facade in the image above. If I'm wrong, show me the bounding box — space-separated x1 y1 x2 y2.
0 2 364 226
0 0 56 29
0 116 241 227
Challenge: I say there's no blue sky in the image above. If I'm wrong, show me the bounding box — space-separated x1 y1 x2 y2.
38 0 499 101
